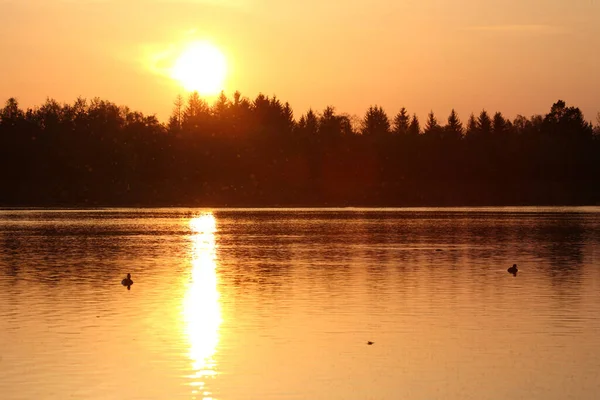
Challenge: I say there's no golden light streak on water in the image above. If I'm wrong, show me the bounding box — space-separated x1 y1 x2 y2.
183 213 221 400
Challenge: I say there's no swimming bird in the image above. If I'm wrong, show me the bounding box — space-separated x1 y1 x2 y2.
367 341 374 345
507 264 518 275
121 273 134 286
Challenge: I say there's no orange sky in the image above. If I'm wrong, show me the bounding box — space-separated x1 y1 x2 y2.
1 0 599 123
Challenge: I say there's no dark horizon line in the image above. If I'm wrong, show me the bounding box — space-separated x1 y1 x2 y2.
2 95 600 208
3 92 600 127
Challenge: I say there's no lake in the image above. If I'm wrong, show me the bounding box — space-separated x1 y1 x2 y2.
1 208 600 400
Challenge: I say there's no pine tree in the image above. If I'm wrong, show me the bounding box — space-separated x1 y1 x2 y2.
408 114 420 136
445 109 463 140
465 113 477 139
424 111 442 138
477 110 492 136
492 112 507 136
392 107 410 135
361 106 390 136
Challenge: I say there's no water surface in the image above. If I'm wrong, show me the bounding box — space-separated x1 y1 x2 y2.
1 208 600 400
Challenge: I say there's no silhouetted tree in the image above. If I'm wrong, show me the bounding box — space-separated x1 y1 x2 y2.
319 106 341 138
543 100 592 140
444 109 463 141
492 112 509 136
230 91 252 138
465 113 477 139
297 109 319 137
212 91 230 119
168 94 184 133
408 114 420 136
0 98 24 127
423 111 442 138
282 102 294 134
182 91 210 133
361 106 390 136
338 114 354 136
392 107 410 136
512 115 528 135
477 110 492 137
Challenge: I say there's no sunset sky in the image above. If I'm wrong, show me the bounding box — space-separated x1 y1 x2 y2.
1 0 599 123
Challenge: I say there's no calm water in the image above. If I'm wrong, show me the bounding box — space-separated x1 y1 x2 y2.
1 208 600 400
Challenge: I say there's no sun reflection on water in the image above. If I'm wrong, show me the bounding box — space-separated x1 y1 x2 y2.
184 213 221 400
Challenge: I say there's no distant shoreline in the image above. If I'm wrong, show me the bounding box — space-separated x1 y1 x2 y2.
2 202 600 209
2 96 599 209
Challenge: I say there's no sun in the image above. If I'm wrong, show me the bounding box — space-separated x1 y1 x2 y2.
171 42 227 95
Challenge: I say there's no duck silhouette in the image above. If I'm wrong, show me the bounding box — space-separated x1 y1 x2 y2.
121 273 134 288
367 341 374 345
507 264 518 276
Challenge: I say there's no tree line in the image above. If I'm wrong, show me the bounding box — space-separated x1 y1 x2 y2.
1 92 599 206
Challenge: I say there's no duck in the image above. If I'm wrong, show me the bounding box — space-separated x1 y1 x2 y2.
121 273 134 286
367 341 374 345
507 264 518 274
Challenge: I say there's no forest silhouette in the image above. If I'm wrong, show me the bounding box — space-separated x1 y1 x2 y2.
1 93 599 206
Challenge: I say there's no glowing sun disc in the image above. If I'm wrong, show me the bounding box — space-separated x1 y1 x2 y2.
171 42 227 95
